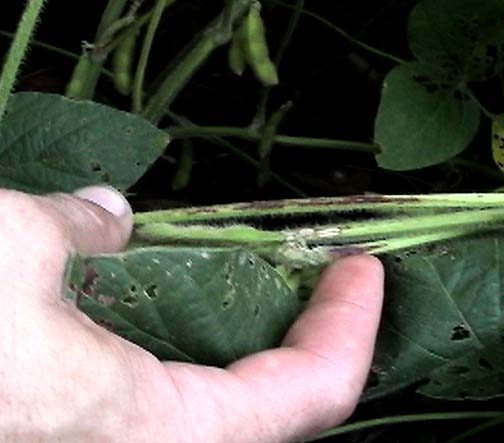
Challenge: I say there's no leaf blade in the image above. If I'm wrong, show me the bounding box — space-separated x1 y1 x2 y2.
0 92 170 193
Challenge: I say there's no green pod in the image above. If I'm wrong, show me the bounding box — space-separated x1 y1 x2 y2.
242 5 279 86
228 29 246 76
172 141 194 191
112 32 137 95
65 54 93 98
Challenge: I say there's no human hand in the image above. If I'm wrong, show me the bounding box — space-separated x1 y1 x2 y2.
0 187 384 443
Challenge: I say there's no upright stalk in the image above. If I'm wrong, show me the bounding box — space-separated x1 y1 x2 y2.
132 0 176 112
0 0 48 122
143 0 253 123
65 0 129 99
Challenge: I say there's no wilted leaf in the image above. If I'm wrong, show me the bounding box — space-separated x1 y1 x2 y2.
366 235 504 401
0 92 169 193
374 62 480 171
65 247 300 366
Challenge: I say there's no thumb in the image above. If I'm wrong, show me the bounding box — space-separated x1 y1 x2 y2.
42 185 133 256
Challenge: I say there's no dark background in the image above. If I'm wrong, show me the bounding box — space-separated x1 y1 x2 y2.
3 0 502 211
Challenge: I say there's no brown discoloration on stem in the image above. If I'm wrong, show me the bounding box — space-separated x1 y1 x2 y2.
329 245 371 258
297 195 421 207
238 200 288 210
185 207 219 214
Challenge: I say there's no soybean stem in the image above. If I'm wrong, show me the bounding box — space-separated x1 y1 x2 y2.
143 0 253 123
442 415 504 443
164 111 308 197
268 0 405 65
306 411 504 440
0 0 48 123
133 193 504 224
133 0 176 113
254 0 304 126
167 125 380 153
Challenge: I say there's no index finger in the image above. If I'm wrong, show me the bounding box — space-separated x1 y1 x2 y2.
225 255 385 442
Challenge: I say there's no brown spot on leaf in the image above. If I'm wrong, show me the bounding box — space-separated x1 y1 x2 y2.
82 266 98 297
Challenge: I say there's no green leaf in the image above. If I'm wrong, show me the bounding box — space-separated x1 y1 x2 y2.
65 247 300 366
492 114 504 172
0 92 169 193
409 0 504 82
366 235 504 401
374 62 480 171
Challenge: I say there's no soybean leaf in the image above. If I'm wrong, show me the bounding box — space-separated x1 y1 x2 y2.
492 114 504 172
374 62 480 171
366 235 504 401
409 0 504 82
65 247 300 366
0 92 169 193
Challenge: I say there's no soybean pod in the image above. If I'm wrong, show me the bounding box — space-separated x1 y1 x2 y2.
172 140 194 191
65 53 93 98
242 3 279 86
112 30 138 95
228 28 246 76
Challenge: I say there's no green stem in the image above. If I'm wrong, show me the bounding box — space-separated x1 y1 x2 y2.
212 136 308 197
164 111 308 197
132 0 176 113
254 0 304 127
301 208 504 244
0 30 115 79
450 158 504 182
467 89 496 119
143 0 253 123
442 415 504 443
66 0 129 99
167 126 380 153
267 0 405 65
272 0 304 68
135 223 285 245
306 411 504 441
134 193 504 225
336 224 504 256
142 33 219 122
133 209 504 267
0 0 48 123
0 29 105 68
96 0 130 41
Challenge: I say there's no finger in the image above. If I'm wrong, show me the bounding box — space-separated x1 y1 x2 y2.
40 185 133 256
218 255 385 442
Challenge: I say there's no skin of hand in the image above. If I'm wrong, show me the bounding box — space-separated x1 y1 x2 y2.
0 186 384 443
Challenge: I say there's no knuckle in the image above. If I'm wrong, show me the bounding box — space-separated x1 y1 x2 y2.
0 190 68 254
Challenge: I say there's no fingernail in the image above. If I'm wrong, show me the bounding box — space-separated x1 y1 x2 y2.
73 185 132 218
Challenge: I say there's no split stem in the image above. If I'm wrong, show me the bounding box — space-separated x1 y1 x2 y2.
134 193 504 225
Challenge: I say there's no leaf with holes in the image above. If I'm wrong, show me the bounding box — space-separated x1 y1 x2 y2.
409 0 504 82
365 235 504 401
64 247 300 366
0 92 169 193
374 62 480 171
